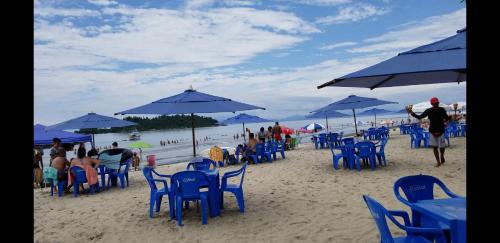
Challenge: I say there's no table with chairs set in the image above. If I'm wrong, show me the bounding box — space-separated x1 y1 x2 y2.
43 149 134 198
329 137 388 172
362 126 390 141
235 140 286 164
143 157 248 226
364 174 466 243
405 122 466 149
312 131 344 149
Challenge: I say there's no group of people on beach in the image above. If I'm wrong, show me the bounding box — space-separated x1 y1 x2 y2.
236 122 291 164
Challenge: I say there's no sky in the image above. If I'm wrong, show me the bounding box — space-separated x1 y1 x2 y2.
34 0 466 124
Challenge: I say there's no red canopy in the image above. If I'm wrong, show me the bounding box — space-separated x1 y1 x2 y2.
280 125 294 135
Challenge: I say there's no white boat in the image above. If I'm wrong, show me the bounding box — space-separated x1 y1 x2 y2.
129 129 141 140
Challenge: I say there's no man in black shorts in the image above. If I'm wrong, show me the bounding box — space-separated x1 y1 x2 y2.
407 97 451 167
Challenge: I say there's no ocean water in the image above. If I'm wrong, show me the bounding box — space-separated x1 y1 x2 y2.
40 114 409 167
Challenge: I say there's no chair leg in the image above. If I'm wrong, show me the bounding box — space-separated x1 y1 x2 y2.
168 194 175 219
119 175 125 189
235 190 245 213
50 182 54 197
185 201 190 209
149 196 155 218
200 195 208 224
220 191 224 209
176 197 183 226
126 173 129 187
73 183 79 197
355 158 361 171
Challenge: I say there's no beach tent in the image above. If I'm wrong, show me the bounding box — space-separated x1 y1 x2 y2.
357 108 392 127
115 88 264 157
412 101 452 113
317 28 466 90
46 113 137 148
221 113 271 142
305 110 350 132
312 95 397 136
34 124 92 146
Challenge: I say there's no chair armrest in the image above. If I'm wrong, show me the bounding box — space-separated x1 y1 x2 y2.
152 170 171 178
152 179 168 189
388 210 411 226
222 170 242 179
405 226 445 235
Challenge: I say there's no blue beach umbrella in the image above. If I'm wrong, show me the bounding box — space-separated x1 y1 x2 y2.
317 28 466 90
312 95 397 136
115 88 265 156
358 108 392 127
46 112 137 148
221 113 271 142
306 110 350 132
34 124 92 146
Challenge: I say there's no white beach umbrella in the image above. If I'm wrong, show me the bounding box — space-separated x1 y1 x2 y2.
412 101 452 113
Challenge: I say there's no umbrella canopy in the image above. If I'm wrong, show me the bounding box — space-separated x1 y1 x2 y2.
303 123 325 131
358 108 392 128
46 113 137 148
412 101 452 113
128 141 153 149
357 108 392 116
280 125 294 135
318 28 466 90
115 88 265 156
34 124 92 146
221 113 271 142
312 95 397 135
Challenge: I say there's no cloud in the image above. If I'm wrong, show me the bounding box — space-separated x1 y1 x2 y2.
222 0 259 6
88 0 117 6
347 8 466 53
316 3 389 25
320 41 357 50
35 6 101 17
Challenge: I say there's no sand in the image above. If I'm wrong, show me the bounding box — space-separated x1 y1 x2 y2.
34 130 466 243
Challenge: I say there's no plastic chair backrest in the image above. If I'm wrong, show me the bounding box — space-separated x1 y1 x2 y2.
187 158 216 171
355 141 376 157
363 195 395 243
256 143 265 156
171 171 209 198
142 167 158 191
342 137 355 145
394 174 446 204
70 166 87 183
121 158 132 173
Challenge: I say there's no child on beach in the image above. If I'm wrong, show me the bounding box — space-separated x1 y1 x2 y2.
132 152 140 171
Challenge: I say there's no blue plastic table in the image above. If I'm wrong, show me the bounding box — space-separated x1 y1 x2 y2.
203 169 221 217
411 198 466 243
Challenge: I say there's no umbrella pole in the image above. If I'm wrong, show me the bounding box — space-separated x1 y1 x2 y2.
191 113 196 157
92 133 95 148
243 122 246 143
352 109 359 136
375 113 377 128
325 115 329 132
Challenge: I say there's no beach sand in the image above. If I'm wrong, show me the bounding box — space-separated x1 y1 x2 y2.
34 131 466 243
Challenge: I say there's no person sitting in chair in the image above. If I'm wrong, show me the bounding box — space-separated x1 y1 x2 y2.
245 133 258 163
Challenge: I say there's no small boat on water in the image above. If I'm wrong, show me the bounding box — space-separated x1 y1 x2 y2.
129 129 141 140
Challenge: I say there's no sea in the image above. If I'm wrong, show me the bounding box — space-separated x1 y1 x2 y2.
39 114 410 167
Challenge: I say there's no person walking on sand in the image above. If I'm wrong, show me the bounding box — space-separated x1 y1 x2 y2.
407 97 451 167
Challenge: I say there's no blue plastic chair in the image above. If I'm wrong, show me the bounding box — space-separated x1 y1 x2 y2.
265 141 277 161
353 141 377 171
171 171 210 226
43 167 66 197
393 174 463 241
256 143 272 163
187 158 217 171
460 124 466 137
328 133 340 147
342 137 355 146
221 162 248 212
329 142 354 170
107 159 131 189
363 195 446 243
410 132 422 148
376 138 388 166
275 140 286 159
70 166 99 197
97 165 110 191
142 167 174 219
318 134 327 149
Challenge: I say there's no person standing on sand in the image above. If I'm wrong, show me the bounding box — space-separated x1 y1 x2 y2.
49 138 61 167
407 97 451 167
272 122 282 141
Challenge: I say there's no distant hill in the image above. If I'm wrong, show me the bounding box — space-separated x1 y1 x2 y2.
279 115 309 121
